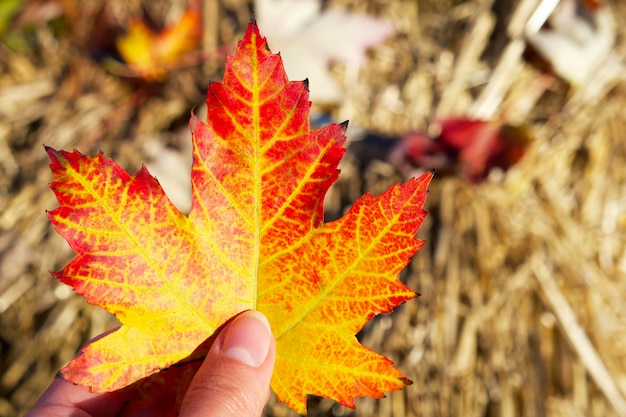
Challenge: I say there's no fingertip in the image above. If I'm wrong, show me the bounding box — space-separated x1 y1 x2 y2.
180 311 276 417
222 310 272 367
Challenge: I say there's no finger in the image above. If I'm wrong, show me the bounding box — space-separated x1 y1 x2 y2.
24 377 127 417
179 310 276 417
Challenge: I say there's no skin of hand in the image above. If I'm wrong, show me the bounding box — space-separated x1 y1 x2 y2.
25 310 276 417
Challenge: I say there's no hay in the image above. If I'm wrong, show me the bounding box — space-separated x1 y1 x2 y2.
1 1 626 416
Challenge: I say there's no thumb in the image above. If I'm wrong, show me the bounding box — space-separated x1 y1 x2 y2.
180 311 276 417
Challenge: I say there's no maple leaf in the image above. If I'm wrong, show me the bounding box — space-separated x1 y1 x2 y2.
115 6 202 81
48 21 432 414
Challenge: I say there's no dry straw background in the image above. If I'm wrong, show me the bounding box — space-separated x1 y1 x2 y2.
2 0 626 416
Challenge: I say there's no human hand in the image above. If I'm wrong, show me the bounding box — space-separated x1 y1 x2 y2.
25 310 276 417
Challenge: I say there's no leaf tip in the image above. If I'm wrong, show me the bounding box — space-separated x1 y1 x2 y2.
44 145 61 161
244 14 263 43
401 376 413 386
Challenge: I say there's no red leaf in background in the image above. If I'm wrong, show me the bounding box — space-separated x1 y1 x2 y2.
391 118 530 182
437 118 502 180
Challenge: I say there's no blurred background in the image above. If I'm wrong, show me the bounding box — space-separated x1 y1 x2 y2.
1 0 626 416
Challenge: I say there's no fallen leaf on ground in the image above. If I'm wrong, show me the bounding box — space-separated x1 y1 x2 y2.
115 6 202 81
525 0 615 86
389 118 530 182
256 0 395 102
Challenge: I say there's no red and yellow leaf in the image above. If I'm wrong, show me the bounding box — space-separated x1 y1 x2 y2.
48 21 432 414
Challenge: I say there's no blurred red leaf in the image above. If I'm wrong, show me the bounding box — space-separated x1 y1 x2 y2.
392 118 530 182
